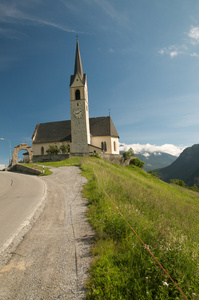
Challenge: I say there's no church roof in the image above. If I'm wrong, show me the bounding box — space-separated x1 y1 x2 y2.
32 116 119 144
90 116 119 138
32 120 71 144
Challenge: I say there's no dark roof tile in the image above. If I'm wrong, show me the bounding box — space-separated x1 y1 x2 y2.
32 116 119 144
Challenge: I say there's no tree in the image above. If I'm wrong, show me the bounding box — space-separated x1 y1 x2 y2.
122 148 135 160
46 145 59 155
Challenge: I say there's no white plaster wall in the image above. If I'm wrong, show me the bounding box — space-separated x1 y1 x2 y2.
110 137 119 154
32 142 71 156
90 136 119 154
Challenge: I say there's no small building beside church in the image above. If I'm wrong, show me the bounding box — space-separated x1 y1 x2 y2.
32 39 119 158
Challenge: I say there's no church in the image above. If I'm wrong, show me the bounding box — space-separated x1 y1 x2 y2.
32 39 119 158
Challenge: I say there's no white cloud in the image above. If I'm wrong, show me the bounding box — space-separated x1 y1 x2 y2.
119 143 185 157
190 52 199 57
158 26 199 58
158 45 186 58
188 26 199 44
170 51 178 57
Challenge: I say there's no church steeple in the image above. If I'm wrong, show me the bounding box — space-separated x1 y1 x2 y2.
70 38 90 154
74 39 83 80
70 39 86 87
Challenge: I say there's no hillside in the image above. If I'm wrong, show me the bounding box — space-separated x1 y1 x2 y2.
136 152 177 171
80 157 199 299
156 144 199 187
36 157 199 298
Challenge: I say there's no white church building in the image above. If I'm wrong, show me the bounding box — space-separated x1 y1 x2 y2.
32 39 119 158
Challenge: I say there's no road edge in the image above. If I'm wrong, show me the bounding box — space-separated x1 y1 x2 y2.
0 176 48 269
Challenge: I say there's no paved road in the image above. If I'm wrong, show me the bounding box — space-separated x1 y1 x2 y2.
0 167 94 299
0 171 46 250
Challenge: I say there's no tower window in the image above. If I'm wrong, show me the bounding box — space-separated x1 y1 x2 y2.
75 89 80 100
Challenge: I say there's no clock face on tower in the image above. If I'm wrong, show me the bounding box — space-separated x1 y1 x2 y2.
73 108 83 118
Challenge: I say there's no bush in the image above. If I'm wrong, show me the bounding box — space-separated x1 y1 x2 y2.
60 144 70 154
148 170 158 177
90 153 101 159
46 145 59 155
170 179 186 187
130 158 145 169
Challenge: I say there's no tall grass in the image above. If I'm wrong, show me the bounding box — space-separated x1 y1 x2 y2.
80 158 199 299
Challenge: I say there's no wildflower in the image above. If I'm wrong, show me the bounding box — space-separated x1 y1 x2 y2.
162 281 169 287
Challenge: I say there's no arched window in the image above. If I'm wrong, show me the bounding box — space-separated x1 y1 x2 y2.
104 142 107 152
113 141 116 151
41 146 44 155
75 89 80 100
101 141 107 152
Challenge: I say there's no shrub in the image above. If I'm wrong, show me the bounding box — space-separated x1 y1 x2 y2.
130 157 145 169
170 179 186 187
60 144 70 154
46 145 59 155
148 170 158 177
90 153 101 159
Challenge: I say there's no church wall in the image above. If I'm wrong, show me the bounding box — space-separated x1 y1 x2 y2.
91 136 119 155
110 137 119 154
32 141 71 156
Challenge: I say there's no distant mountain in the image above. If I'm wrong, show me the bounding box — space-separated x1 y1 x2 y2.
156 144 199 187
136 152 177 172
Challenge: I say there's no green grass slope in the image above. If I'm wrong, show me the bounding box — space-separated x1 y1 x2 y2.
80 158 199 299
31 157 199 299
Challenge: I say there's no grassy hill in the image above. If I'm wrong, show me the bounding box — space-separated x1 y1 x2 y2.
37 157 199 299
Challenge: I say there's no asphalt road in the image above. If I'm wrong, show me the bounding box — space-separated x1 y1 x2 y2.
0 171 46 250
0 167 94 299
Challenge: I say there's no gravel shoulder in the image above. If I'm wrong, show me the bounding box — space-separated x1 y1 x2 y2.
0 166 94 300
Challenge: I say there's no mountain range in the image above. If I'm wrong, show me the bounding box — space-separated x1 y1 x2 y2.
155 144 199 187
136 152 177 172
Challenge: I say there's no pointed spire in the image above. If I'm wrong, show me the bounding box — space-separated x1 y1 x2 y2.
74 39 83 80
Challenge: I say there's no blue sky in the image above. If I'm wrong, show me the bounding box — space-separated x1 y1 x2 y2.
1 0 199 165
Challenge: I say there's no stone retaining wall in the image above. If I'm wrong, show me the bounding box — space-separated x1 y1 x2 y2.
33 154 70 163
8 164 42 175
100 153 132 166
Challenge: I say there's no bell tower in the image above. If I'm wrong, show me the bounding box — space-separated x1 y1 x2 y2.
70 39 90 155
